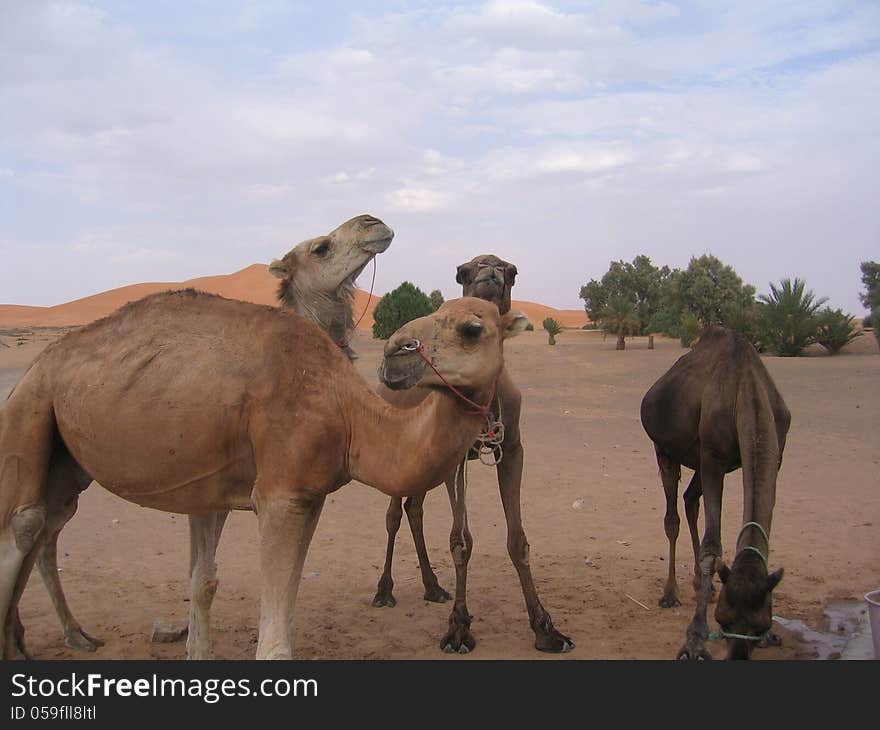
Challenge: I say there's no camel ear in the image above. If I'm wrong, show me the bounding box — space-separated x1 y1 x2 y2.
502 311 529 339
268 258 288 279
718 563 731 584
766 568 784 592
505 263 518 287
456 261 476 286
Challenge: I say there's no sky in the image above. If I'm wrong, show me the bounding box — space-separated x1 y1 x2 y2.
1 0 878 314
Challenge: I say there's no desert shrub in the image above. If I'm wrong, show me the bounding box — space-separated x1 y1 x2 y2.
525 322 534 331
371 282 434 339
815 308 861 355
679 312 702 348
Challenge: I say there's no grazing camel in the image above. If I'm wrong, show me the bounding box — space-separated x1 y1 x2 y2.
640 325 789 660
372 255 573 654
12 214 393 659
0 292 527 659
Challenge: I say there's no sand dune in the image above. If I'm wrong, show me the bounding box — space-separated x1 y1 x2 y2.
0 264 587 330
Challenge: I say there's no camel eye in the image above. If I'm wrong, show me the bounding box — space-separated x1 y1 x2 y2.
459 321 483 340
312 241 330 256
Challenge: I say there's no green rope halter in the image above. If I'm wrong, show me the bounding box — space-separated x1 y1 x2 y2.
708 521 772 643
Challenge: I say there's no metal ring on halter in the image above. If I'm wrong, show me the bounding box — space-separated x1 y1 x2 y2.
401 339 421 352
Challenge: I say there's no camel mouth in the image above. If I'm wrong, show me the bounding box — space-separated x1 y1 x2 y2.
361 223 394 254
378 351 427 390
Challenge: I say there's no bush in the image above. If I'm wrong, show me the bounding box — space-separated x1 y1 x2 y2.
758 278 826 357
815 308 861 355
525 322 534 331
679 312 702 348
371 282 435 339
429 289 444 312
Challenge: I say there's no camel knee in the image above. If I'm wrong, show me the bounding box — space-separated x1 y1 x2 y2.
664 513 680 540
11 505 47 554
507 531 530 566
385 500 403 532
192 577 218 610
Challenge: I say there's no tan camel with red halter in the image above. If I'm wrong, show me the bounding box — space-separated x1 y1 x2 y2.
0 292 527 659
9 214 392 659
640 326 788 660
372 255 573 654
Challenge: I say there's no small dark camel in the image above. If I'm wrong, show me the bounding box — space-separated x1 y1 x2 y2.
640 325 789 660
372 254 572 654
0 292 527 659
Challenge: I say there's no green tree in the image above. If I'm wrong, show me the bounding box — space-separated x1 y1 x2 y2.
542 317 562 345
371 282 434 339
677 254 756 326
429 289 444 312
598 296 640 350
580 255 671 335
758 278 827 356
815 308 861 355
860 261 880 311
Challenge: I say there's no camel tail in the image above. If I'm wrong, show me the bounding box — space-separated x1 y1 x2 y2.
735 370 780 535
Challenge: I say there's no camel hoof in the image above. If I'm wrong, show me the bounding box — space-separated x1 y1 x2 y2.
439 606 476 655
659 595 681 608
371 591 397 608
65 628 105 653
535 630 575 653
423 585 451 603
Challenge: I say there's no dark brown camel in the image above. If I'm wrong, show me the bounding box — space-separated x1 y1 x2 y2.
372 254 573 653
640 325 789 660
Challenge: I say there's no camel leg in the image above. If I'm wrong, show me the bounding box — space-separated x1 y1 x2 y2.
497 440 572 651
34 452 102 654
682 472 705 595
404 495 450 603
0 404 53 659
440 461 475 653
186 510 229 659
254 493 324 660
657 450 682 608
677 458 724 661
372 498 403 607
36 527 104 652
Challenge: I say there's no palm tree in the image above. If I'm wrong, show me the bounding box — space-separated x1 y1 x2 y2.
599 297 640 350
542 317 562 345
758 278 827 357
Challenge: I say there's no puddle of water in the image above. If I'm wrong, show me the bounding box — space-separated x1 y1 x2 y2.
774 601 875 660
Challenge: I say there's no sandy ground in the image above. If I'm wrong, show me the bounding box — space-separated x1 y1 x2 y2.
1 326 878 660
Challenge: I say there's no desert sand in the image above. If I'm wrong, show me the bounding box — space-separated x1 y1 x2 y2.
1 318 877 660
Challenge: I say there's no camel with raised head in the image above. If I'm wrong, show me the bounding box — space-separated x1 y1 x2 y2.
12 214 392 658
372 254 572 654
0 292 527 659
640 325 789 660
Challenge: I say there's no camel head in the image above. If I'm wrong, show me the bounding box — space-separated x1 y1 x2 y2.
269 213 393 311
714 556 784 659
379 297 528 396
455 255 518 315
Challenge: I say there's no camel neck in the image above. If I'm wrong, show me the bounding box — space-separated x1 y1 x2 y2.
342 380 488 498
